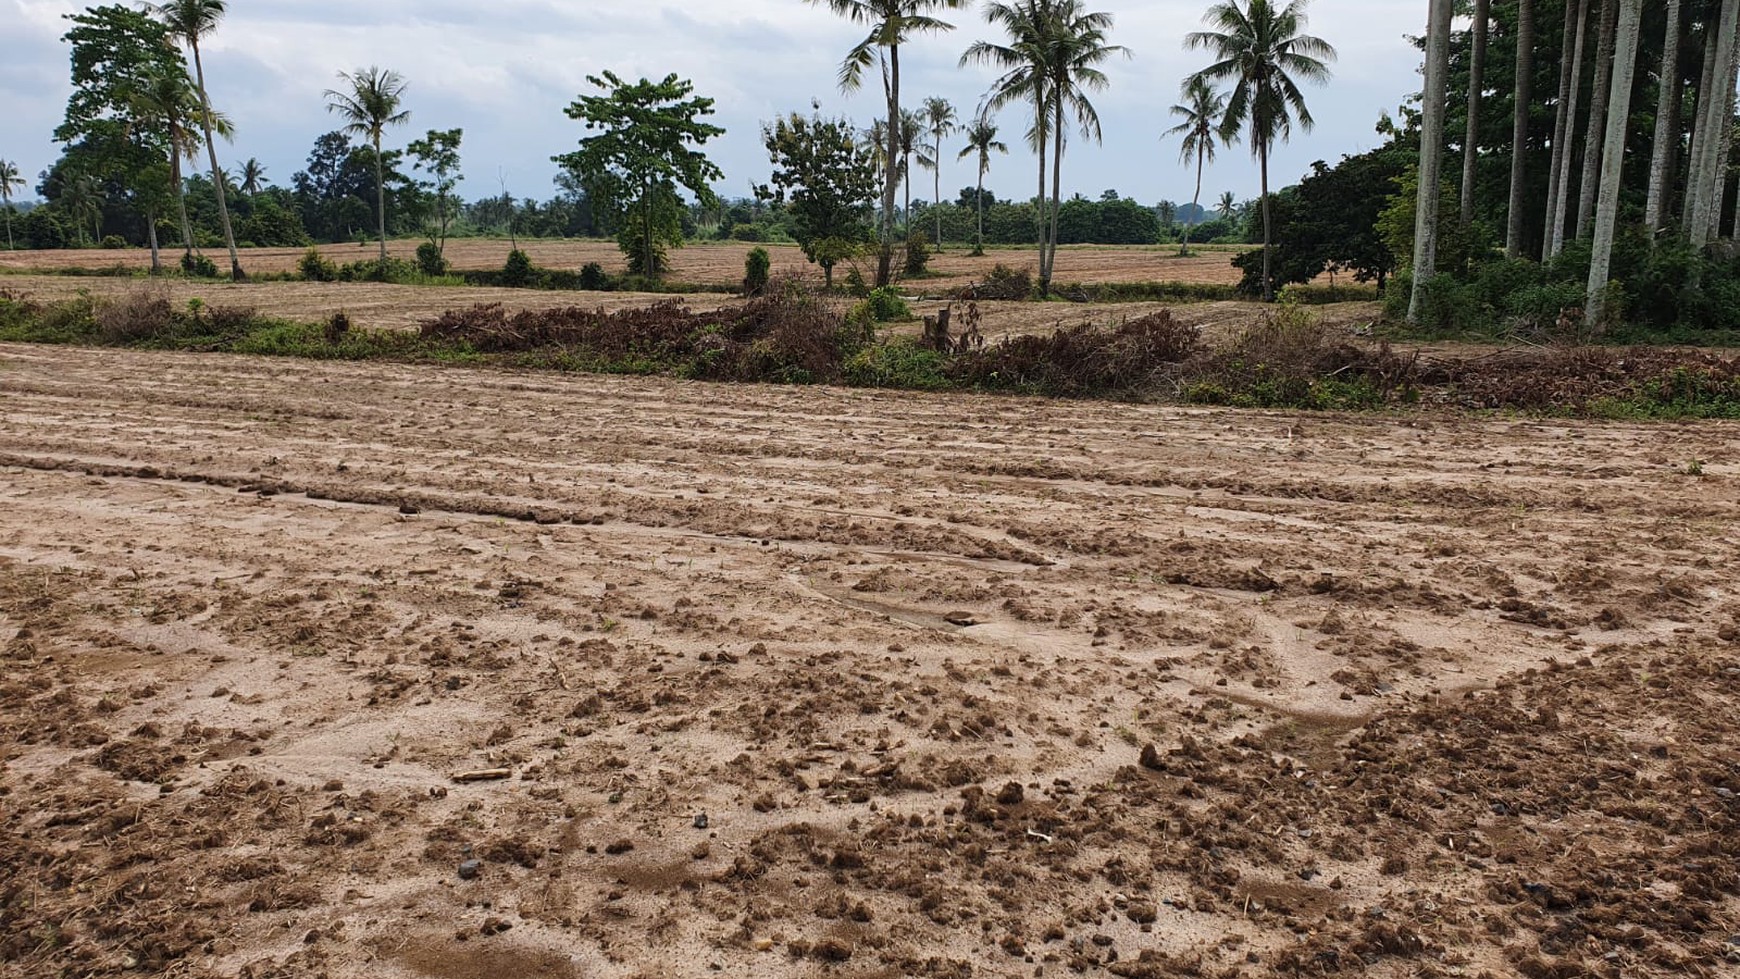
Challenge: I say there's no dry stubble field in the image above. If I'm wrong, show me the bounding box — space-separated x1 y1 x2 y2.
1 343 1738 979
0 240 1248 290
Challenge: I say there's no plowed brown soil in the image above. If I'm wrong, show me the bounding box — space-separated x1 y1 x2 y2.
1 344 1737 979
0 240 1248 288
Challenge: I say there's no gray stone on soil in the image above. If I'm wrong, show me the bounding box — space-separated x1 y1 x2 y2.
458 859 482 880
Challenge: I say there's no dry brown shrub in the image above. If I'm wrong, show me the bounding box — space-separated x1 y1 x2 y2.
94 284 176 343
951 308 1201 396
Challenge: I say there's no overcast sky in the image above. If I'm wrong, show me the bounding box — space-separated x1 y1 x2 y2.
3 0 1427 207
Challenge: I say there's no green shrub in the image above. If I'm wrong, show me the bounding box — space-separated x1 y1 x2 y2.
844 337 951 390
731 223 769 242
100 235 127 250
842 267 870 298
579 262 611 291
415 242 449 276
903 233 931 277
180 252 219 278
743 247 771 297
501 249 535 287
864 286 912 322
298 247 338 282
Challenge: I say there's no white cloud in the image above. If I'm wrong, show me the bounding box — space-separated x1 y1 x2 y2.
4 0 1428 206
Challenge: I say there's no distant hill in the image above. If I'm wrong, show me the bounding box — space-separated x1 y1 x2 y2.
1176 202 1205 224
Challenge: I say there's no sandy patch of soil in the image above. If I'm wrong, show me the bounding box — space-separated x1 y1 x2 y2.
0 344 1736 979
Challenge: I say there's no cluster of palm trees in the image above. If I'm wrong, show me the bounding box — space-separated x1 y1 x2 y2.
808 0 1335 297
1413 0 1740 326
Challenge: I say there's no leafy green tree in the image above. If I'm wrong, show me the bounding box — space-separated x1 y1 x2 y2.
1187 0 1337 301
407 128 463 257
1231 141 1408 294
55 6 188 257
146 0 243 279
553 72 724 278
1217 190 1236 221
804 0 968 287
1 161 23 249
1164 76 1227 256
917 96 958 247
325 66 411 265
956 117 1008 254
757 108 880 287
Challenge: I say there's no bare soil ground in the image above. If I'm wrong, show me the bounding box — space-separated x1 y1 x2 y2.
0 240 1248 289
2 345 1738 979
0 273 1379 342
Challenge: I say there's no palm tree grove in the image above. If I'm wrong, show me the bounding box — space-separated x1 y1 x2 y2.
0 3 1737 978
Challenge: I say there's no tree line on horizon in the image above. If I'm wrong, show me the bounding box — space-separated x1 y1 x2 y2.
7 0 1315 287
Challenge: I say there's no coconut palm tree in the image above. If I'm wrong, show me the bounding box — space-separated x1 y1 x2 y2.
957 116 1007 254
804 0 968 287
146 0 243 279
963 1 1055 280
897 107 924 231
1544 0 1588 259
1163 76 1227 257
1187 0 1337 302
1217 191 1236 222
325 66 411 265
237 157 266 195
126 66 229 259
1 160 23 250
62 175 106 246
965 0 1126 294
918 96 958 247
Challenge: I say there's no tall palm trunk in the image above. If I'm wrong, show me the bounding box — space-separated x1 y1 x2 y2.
1546 0 1590 258
1035 118 1049 292
1460 0 1490 227
1506 0 1535 257
880 47 901 287
1711 38 1740 240
1575 0 1619 239
1542 0 1578 258
1258 138 1273 302
1684 7 1721 236
975 162 986 252
374 133 389 264
189 37 242 279
1409 0 1454 323
1587 0 1642 327
170 151 195 256
1044 92 1057 290
1182 142 1205 257
147 210 161 273
934 137 944 248
1644 0 1684 232
1689 0 1740 246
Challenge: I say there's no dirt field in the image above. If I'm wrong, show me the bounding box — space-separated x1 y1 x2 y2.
0 239 1249 289
0 273 1379 341
1 345 1737 979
